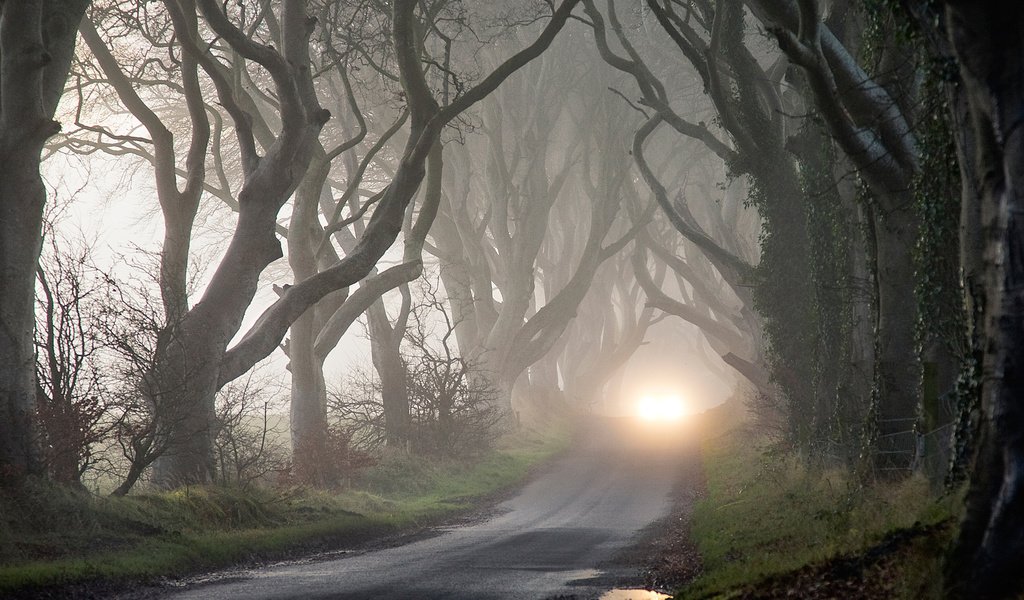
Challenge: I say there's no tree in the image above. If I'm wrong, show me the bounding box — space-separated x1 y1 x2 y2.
429 39 647 418
558 247 665 407
585 0 824 450
145 0 582 486
70 0 398 482
212 372 289 488
941 4 1024 597
367 286 413 448
0 0 90 484
744 0 927 473
33 218 117 486
402 276 502 456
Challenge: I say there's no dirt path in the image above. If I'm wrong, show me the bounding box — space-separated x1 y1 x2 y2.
625 448 705 593
149 418 700 600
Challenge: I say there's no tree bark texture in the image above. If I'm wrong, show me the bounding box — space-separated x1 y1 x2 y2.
0 0 88 483
945 4 1024 597
871 201 923 473
368 300 410 447
286 151 333 481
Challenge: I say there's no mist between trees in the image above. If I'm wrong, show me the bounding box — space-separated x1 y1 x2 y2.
0 1 1022 597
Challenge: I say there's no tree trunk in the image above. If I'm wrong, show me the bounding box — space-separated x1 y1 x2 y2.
0 0 87 483
870 196 922 475
288 305 329 478
528 359 562 403
0 147 48 482
148 325 220 486
149 181 298 486
368 301 410 448
287 151 331 480
435 246 479 355
944 4 1024 597
848 202 876 435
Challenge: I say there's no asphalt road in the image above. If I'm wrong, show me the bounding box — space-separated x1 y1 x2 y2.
164 418 696 600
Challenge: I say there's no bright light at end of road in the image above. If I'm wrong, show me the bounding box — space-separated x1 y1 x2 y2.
637 393 687 422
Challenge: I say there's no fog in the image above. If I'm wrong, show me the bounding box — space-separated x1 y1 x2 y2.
41 3 754 467
3 0 1019 597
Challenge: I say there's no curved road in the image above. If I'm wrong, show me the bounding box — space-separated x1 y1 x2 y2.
165 418 696 600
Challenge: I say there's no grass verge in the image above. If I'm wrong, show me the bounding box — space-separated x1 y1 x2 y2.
0 427 570 595
678 427 959 599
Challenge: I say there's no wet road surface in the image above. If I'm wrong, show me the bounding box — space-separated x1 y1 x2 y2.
164 418 697 599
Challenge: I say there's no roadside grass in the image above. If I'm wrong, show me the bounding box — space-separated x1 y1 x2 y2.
0 426 570 594
679 426 959 599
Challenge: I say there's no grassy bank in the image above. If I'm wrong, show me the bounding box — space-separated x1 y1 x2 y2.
679 426 959 599
0 427 570 595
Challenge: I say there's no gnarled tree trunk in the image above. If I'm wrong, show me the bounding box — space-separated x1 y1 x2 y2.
944 4 1024 597
0 0 88 484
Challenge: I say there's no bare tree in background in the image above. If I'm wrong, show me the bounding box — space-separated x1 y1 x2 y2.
430 43 648 418
212 372 289 488
403 276 503 457
557 247 664 408
330 275 502 457
34 214 117 487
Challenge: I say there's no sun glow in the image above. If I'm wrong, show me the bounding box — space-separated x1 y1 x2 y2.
636 393 687 422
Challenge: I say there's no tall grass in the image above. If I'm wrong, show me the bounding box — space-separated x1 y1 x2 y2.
0 426 570 594
679 427 959 599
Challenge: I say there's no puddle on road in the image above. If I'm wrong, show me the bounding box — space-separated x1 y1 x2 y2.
600 589 671 600
600 590 671 600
